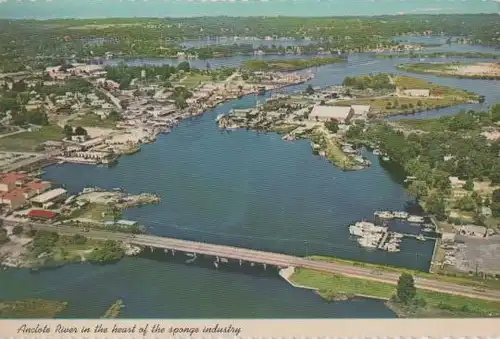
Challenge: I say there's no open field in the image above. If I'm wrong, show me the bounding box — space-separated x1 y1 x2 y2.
69 203 120 222
399 62 500 79
0 125 64 152
69 113 118 129
290 267 500 317
180 74 212 89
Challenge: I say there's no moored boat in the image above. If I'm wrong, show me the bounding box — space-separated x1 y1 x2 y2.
393 211 409 219
374 210 394 219
408 215 425 223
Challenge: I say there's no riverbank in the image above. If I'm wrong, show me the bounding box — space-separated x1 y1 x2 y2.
0 299 67 318
397 62 500 80
289 267 500 317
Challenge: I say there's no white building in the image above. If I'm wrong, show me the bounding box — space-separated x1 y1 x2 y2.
308 105 354 124
31 188 68 208
351 105 371 118
397 88 431 97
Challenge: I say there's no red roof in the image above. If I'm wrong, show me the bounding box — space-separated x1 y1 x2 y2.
1 172 26 186
1 188 26 202
28 209 58 219
26 180 51 191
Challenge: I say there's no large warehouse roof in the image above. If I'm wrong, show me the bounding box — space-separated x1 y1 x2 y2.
309 105 352 121
31 188 67 204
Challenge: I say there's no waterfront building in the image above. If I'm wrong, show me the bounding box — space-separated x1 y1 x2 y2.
308 105 354 123
0 188 26 210
30 188 68 208
27 209 59 221
0 172 27 192
396 87 431 98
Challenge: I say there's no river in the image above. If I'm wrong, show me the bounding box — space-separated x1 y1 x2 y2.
1 45 499 318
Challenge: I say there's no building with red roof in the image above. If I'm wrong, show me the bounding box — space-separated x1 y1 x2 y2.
0 172 27 192
0 188 27 210
27 209 58 220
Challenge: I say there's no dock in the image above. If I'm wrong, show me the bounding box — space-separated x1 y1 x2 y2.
377 231 390 249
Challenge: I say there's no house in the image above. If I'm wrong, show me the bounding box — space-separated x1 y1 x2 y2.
22 180 52 199
116 219 138 228
397 88 430 97
449 176 466 188
308 105 354 124
30 188 68 208
0 188 27 210
0 172 27 192
441 232 456 243
27 209 58 221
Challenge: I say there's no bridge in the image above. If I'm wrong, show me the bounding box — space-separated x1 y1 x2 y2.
23 222 500 302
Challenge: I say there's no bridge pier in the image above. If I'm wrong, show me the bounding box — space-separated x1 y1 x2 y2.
171 249 175 257
263 263 267 270
164 249 168 254
216 256 220 263
150 246 154 253
239 259 242 266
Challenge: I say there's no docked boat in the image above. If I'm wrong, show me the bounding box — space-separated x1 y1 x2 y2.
215 114 225 122
382 156 390 161
408 215 425 223
416 234 426 241
357 236 378 249
393 211 409 219
374 210 394 219
422 227 433 232
372 149 381 155
392 232 404 239
349 224 364 237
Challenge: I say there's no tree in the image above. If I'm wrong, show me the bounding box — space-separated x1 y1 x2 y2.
407 180 428 200
397 273 416 304
177 61 191 73
463 179 474 191
424 193 447 221
107 110 121 121
174 96 187 110
492 188 500 203
63 124 73 139
12 225 23 235
74 126 88 136
305 84 315 95
324 120 339 133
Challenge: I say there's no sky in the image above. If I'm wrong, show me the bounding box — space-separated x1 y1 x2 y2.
0 0 499 19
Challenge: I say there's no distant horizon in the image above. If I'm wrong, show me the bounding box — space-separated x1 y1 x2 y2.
0 0 498 19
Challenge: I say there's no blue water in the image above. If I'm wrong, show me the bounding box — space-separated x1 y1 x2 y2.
1 0 498 19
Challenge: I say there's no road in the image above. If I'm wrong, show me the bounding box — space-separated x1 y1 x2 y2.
19 222 500 302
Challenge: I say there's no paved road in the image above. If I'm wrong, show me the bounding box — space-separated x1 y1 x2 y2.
21 222 500 302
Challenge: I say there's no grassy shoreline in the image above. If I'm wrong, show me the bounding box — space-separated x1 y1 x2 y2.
0 299 67 318
289 267 500 317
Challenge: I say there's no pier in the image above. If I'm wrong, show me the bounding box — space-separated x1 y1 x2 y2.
377 231 390 249
19 222 500 302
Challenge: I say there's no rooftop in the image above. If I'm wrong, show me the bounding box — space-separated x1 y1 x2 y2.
28 209 58 219
309 105 352 120
31 188 67 204
1 172 26 186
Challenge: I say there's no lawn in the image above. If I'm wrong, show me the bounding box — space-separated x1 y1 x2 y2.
69 113 118 129
0 125 64 151
309 255 500 289
180 74 212 89
70 203 120 222
290 268 500 317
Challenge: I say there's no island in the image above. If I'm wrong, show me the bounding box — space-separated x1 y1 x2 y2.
241 57 346 72
398 62 500 80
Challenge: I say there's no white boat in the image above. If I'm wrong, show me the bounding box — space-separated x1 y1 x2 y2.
416 234 426 241
423 227 433 232
408 215 425 223
357 237 378 249
215 114 225 122
374 211 394 219
373 149 381 155
393 211 409 219
382 156 390 161
392 232 404 239
349 225 364 237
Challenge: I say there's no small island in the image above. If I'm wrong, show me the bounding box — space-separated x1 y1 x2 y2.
398 62 500 80
241 57 345 72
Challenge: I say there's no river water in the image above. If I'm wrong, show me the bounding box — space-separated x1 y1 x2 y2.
1 44 499 318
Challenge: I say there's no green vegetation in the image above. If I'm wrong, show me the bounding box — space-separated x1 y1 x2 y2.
290 268 500 317
102 299 125 318
309 129 359 170
347 105 500 224
339 74 481 116
68 112 120 129
86 240 125 264
180 74 212 89
242 57 345 72
310 255 500 289
0 299 68 318
0 125 64 151
377 51 500 60
105 63 181 89
0 227 9 245
70 202 122 222
398 62 500 80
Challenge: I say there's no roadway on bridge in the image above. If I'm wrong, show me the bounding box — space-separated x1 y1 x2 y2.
24 222 500 302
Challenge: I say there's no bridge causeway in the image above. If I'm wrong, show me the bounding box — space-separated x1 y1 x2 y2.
25 223 500 302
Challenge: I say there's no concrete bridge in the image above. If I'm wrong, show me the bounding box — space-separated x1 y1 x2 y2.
25 223 500 302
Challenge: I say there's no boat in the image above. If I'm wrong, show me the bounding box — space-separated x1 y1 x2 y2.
372 149 381 155
392 232 404 239
393 211 409 219
408 215 425 223
357 236 378 249
349 224 364 237
382 156 390 161
416 234 426 241
422 227 433 232
374 210 394 219
215 114 225 122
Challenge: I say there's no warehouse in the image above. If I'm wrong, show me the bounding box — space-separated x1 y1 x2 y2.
30 188 68 208
308 105 354 124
